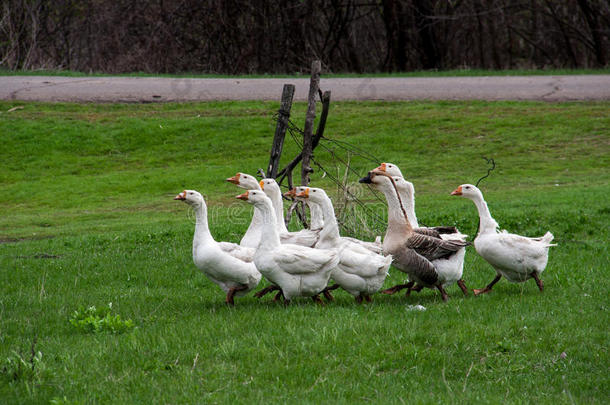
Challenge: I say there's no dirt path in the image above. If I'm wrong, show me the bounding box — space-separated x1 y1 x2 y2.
1 75 609 103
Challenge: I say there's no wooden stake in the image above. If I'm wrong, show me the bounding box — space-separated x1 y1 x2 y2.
276 89 331 187
267 84 295 178
301 60 321 186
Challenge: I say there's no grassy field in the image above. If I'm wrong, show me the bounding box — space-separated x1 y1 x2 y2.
0 100 608 403
1 68 609 79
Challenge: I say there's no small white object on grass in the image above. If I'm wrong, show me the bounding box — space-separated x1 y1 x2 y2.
406 304 426 311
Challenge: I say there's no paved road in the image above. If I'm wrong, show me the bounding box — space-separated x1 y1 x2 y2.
1 75 609 102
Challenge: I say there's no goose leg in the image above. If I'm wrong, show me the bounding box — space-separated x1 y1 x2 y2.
254 285 280 298
311 295 325 305
436 284 449 302
406 283 423 296
226 285 248 306
273 291 284 302
457 279 469 296
382 281 414 295
355 294 363 304
321 284 341 301
364 294 372 303
531 273 544 292
473 274 502 296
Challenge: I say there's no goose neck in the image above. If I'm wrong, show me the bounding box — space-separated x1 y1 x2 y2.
268 189 289 234
471 193 498 235
398 188 419 228
380 186 412 235
308 201 324 230
318 197 340 245
192 201 214 252
254 199 281 249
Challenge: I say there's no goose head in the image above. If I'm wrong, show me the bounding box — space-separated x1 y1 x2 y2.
174 189 204 206
235 189 271 207
259 178 281 197
391 176 414 198
359 169 395 193
283 188 296 198
451 184 482 199
226 172 261 190
293 186 309 201
296 187 328 203
375 162 404 178
361 170 411 225
285 186 309 201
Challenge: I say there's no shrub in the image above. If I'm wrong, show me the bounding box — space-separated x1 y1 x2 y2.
1 345 48 383
69 303 135 334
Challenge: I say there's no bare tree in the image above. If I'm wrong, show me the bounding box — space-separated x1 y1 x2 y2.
1 0 607 73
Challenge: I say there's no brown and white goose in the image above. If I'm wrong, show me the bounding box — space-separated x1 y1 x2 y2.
374 163 469 296
359 169 469 301
375 163 459 237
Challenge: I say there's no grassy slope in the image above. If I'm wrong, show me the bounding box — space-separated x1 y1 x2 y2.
0 100 608 404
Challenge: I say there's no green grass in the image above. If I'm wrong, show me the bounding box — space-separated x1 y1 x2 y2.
0 100 608 403
1 68 609 78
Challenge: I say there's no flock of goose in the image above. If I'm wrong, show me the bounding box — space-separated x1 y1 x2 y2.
174 163 555 305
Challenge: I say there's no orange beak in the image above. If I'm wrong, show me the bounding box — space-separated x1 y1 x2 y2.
236 191 249 200
259 179 265 190
283 188 296 198
296 188 309 198
375 163 387 172
226 173 240 184
451 186 463 196
174 190 186 200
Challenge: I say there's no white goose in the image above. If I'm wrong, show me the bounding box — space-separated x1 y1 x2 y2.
174 190 261 305
297 187 392 302
360 170 469 301
259 178 320 247
236 189 339 304
451 184 555 295
252 185 324 301
226 172 263 248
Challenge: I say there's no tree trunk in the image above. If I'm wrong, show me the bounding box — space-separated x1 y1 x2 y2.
301 60 320 187
577 0 607 66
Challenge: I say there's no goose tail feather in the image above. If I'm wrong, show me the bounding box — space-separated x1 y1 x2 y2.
540 231 556 246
